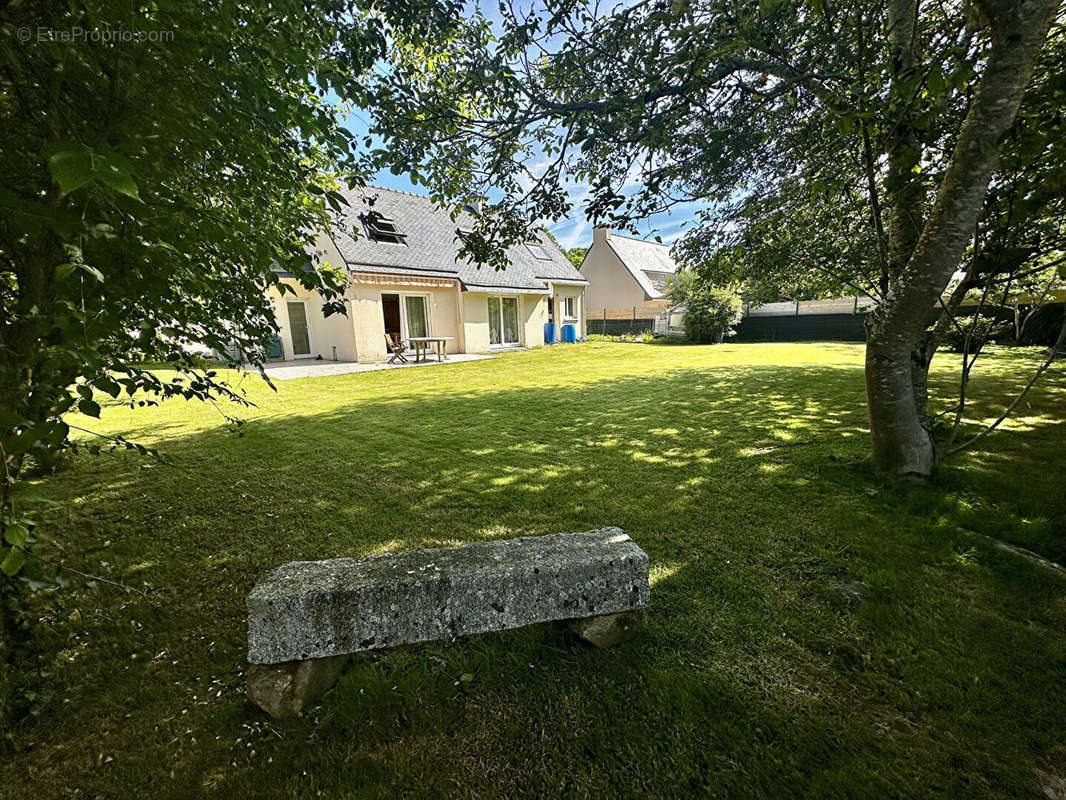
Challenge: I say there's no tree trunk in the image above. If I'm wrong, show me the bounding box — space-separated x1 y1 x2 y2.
884 0 926 282
866 321 938 476
866 0 1059 477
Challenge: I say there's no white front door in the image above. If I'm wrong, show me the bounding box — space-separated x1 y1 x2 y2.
286 301 313 358
488 296 520 347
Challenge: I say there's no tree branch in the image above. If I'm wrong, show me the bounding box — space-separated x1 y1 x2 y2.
948 314 1066 455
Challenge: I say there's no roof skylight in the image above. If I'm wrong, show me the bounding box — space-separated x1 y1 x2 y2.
525 242 551 260
365 215 406 245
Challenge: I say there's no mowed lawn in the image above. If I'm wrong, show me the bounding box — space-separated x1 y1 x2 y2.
6 342 1066 798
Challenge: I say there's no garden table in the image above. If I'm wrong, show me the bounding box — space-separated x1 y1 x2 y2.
407 336 454 362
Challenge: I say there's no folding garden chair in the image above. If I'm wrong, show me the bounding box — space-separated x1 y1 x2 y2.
385 333 409 364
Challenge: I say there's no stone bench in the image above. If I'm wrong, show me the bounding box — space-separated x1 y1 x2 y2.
246 527 649 716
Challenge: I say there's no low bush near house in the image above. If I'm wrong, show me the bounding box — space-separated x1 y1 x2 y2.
683 288 743 343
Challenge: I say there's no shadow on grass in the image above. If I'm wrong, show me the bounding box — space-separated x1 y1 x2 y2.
12 359 1066 798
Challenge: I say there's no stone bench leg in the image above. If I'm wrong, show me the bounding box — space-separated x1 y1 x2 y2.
247 654 349 718
247 613 646 717
569 610 646 648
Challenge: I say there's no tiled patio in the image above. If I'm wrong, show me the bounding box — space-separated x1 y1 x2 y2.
262 353 494 380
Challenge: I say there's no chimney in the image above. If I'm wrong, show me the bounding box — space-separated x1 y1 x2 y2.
593 226 612 246
462 194 488 215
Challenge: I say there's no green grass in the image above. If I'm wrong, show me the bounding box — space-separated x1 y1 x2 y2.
5 342 1066 798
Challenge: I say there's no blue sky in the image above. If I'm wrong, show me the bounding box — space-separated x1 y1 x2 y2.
339 2 705 252
342 109 704 251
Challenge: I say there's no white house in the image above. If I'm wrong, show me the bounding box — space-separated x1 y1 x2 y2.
268 186 587 363
580 226 679 315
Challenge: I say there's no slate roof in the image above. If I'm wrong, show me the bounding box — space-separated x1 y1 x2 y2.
326 186 586 292
607 234 679 300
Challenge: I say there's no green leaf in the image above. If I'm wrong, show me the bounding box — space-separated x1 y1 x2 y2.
55 262 104 282
928 64 946 97
96 376 122 398
45 142 140 200
46 141 94 196
78 398 102 418
81 264 105 282
4 523 29 549
46 421 69 447
1 547 26 577
96 152 141 201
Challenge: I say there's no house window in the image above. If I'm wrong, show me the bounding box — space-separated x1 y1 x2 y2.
404 295 429 339
644 271 668 292
488 296 520 347
365 214 406 245
563 296 576 319
525 243 551 260
285 301 313 358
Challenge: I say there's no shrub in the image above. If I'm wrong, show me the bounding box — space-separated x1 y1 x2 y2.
665 270 698 306
586 329 657 344
683 288 744 343
940 314 1011 354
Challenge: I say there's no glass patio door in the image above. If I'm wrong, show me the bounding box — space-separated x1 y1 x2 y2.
488 296 520 347
286 301 312 357
403 295 428 339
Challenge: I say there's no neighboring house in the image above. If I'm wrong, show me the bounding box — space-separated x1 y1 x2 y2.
267 186 587 363
581 227 679 315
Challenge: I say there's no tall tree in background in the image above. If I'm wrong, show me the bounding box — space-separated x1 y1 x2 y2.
371 0 1063 478
566 247 589 269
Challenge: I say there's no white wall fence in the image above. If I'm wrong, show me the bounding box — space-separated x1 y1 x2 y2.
743 296 876 317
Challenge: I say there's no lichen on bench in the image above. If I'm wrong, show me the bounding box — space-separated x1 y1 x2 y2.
246 527 650 716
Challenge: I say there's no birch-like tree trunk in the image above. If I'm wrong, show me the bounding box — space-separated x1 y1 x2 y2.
865 0 1060 477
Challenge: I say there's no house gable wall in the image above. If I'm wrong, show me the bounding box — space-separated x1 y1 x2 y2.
582 240 648 313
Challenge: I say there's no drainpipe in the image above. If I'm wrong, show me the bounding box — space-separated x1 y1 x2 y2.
546 282 555 343
454 280 466 354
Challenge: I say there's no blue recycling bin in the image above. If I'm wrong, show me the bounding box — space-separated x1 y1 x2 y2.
544 322 556 344
561 324 577 343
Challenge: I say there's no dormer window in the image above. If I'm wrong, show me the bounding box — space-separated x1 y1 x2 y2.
365 214 406 245
526 242 551 260
644 271 669 291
